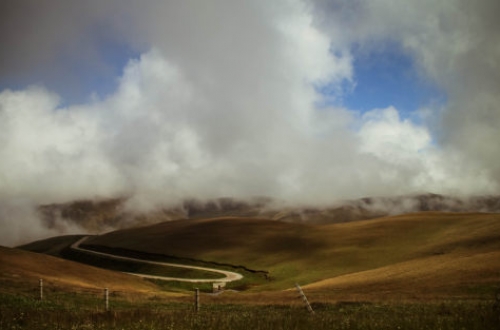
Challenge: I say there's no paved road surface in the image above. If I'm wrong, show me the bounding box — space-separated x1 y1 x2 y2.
71 236 243 283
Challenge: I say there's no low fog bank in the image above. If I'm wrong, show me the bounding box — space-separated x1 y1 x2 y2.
5 193 497 247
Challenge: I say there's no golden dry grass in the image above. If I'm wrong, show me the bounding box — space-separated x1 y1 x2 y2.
0 245 161 293
303 251 500 301
80 212 500 300
15 211 500 302
300 212 500 300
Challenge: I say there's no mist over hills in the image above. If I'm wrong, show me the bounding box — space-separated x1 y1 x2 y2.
2 0 500 258
17 193 500 298
37 194 500 237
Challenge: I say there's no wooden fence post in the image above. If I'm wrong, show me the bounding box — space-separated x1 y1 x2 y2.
496 289 500 321
104 288 109 311
295 283 314 314
194 288 200 312
39 279 43 301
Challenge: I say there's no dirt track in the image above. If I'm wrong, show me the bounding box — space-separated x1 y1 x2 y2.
71 236 243 283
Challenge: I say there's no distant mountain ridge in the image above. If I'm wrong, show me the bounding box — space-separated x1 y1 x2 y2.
38 194 500 234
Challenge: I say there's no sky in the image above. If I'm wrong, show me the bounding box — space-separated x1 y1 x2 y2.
1 0 500 245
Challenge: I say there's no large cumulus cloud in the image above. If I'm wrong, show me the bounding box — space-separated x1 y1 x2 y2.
0 0 499 245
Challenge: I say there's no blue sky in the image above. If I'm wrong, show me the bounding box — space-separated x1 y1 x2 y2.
62 40 140 105
0 40 139 107
330 43 445 120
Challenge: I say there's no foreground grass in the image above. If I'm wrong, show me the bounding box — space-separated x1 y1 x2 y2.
1 292 499 330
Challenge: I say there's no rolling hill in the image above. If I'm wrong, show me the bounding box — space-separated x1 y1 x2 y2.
0 245 160 294
70 212 500 299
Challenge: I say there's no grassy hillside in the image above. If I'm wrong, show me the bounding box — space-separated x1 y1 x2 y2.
0 245 160 294
300 212 500 300
303 250 500 301
81 212 500 298
3 234 500 329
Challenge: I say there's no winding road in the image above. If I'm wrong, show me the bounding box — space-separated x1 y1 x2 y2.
71 236 243 283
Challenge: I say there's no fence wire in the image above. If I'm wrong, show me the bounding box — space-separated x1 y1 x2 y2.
2 278 195 312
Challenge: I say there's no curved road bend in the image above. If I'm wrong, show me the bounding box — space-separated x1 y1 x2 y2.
71 236 243 283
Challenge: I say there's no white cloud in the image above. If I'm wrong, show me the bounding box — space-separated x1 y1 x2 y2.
1 0 500 245
357 106 499 196
359 107 431 164
312 0 500 186
0 87 124 203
